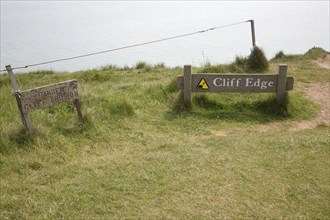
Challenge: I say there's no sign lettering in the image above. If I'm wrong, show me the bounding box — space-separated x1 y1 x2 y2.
20 80 79 112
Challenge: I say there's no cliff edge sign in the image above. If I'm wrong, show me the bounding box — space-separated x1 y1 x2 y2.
177 64 293 103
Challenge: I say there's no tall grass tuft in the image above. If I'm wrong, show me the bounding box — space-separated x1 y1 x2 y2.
135 61 153 72
135 61 150 69
246 46 269 73
234 55 248 69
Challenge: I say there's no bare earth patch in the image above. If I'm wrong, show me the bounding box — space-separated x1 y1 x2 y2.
315 53 330 69
289 82 329 131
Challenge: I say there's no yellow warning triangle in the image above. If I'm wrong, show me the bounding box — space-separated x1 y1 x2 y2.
197 78 209 89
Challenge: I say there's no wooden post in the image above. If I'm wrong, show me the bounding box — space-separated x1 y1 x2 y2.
183 65 192 103
248 20 256 47
276 64 288 103
74 99 83 121
5 65 33 133
6 65 20 91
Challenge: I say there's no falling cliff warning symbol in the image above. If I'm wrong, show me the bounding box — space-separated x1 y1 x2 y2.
197 78 209 89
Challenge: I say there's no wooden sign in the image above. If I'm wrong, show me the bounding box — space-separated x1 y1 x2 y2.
20 80 79 113
177 64 294 104
5 65 82 133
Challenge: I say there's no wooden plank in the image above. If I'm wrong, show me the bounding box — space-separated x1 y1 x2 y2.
192 74 278 93
20 80 79 113
177 74 294 93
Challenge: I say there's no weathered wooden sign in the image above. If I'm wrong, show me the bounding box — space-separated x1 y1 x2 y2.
177 64 293 104
5 65 82 133
20 80 79 113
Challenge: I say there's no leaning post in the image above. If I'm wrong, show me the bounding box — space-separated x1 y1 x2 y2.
276 64 288 104
247 20 256 47
183 65 192 104
5 65 33 133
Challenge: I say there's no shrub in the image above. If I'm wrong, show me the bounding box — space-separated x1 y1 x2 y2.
271 51 301 61
273 51 285 59
135 61 149 69
154 62 166 69
303 47 327 59
246 46 269 73
234 56 248 68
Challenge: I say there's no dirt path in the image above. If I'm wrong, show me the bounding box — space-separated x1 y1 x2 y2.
315 53 330 69
289 82 329 131
287 82 329 132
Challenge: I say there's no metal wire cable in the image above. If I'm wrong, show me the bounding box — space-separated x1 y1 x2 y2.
1 20 249 73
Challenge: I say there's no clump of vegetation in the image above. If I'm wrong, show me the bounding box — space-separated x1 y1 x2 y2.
271 51 302 62
199 46 269 73
303 47 327 59
273 51 285 59
135 61 148 69
153 62 166 69
234 55 248 69
271 47 327 62
245 46 269 73
134 61 153 72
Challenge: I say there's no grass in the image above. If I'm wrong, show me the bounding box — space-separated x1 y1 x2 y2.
0 48 329 219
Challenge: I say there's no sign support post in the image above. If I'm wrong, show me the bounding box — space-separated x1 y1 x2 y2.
5 65 33 133
183 65 192 103
74 99 83 121
276 64 288 103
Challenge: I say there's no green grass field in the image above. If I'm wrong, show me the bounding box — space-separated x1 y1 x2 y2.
0 48 329 219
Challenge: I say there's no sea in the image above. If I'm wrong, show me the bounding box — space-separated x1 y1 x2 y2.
1 1 329 73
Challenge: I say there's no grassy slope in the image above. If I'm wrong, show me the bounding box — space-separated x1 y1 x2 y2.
0 48 329 219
